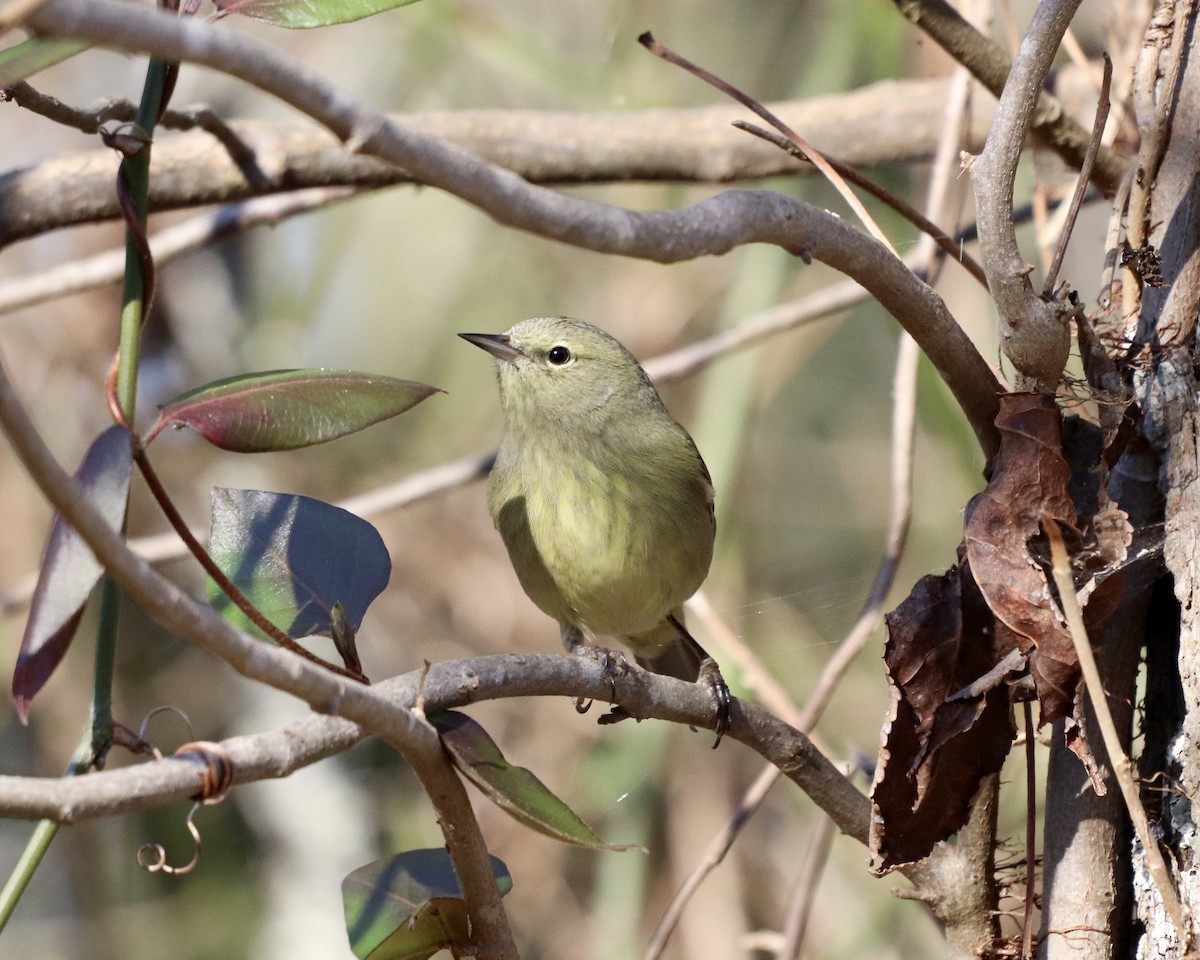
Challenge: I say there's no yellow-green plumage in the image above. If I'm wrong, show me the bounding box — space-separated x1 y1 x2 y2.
466 317 715 676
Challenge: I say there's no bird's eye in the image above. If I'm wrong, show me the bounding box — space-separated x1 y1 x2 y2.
547 345 572 365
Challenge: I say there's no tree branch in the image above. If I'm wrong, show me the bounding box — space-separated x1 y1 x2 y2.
0 346 874 954
21 0 1004 452
973 0 1082 389
0 653 868 839
0 187 357 314
892 0 1127 194
0 77 996 244
0 360 519 958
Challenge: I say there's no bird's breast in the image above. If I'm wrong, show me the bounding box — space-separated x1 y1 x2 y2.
488 436 713 637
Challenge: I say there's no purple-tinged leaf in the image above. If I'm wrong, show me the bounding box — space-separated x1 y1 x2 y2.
343 849 511 960
207 488 390 641
12 426 132 721
431 711 641 851
146 369 441 453
214 0 423 29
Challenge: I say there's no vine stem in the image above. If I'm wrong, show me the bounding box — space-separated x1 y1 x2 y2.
0 23 174 937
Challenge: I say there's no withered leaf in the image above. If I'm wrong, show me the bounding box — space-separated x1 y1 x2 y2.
869 566 1018 872
965 393 1079 723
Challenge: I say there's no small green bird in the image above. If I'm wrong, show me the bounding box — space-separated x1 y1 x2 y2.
461 317 731 745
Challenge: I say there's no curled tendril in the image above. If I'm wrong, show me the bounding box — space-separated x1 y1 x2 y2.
137 800 207 876
138 704 195 751
111 704 197 760
172 741 235 803
135 741 234 876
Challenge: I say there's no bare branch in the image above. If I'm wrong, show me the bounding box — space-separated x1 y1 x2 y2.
0 187 357 315
0 80 990 246
891 0 1127 194
973 0 1081 389
0 652 865 838
1042 53 1114 297
0 358 519 958
22 0 1003 453
0 354 871 881
1045 518 1192 948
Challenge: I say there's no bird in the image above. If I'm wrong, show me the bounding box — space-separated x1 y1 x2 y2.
460 317 731 745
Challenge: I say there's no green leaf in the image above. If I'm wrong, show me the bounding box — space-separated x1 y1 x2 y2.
207 487 390 641
214 0 423 29
0 37 90 86
146 369 441 452
431 711 641 851
12 426 132 721
343 849 511 960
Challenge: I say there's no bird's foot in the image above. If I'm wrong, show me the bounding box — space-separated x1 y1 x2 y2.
699 658 732 749
597 705 633 726
569 643 629 715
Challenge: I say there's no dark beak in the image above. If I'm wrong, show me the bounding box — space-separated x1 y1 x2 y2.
459 332 524 363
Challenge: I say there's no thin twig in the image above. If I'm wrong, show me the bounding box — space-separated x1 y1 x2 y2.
778 813 837 960
4 81 266 181
890 0 1127 193
639 31 889 248
1043 53 1113 296
0 188 357 316
731 120 988 289
1021 700 1036 960
1043 516 1192 949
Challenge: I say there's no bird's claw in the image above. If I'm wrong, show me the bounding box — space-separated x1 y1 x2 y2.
698 658 732 749
598 705 633 726
570 644 629 701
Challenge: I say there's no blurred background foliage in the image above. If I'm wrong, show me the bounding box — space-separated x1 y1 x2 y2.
0 0 1111 956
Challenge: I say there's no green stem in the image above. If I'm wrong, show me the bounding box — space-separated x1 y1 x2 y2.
0 52 172 938
0 726 93 931
88 574 124 759
96 52 169 751
114 56 170 419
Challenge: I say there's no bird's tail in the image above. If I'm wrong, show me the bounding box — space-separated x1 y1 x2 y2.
626 608 705 682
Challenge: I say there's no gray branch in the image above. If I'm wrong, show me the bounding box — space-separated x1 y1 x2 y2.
972 0 1082 389
0 653 870 844
19 0 1004 454
0 77 996 245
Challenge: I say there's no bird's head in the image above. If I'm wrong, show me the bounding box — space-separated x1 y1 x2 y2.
460 317 657 427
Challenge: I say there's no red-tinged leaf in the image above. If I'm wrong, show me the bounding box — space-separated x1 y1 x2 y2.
343 849 511 960
146 370 441 452
12 426 132 721
207 488 390 640
964 393 1079 723
215 0 422 28
431 711 641 851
